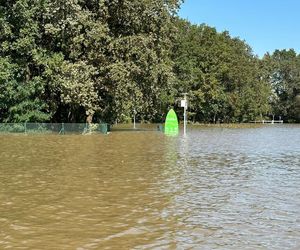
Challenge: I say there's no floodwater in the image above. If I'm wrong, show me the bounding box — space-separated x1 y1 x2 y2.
0 125 299 249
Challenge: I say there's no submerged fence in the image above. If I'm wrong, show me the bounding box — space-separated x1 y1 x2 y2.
0 123 109 135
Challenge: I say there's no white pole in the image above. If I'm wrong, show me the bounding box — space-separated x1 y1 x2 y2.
183 93 187 136
133 109 136 129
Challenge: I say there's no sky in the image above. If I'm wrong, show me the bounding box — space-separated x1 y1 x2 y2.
178 0 300 57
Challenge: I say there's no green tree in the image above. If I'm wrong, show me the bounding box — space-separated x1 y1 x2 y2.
0 1 50 122
172 19 271 123
264 49 300 122
104 0 180 123
1 0 182 123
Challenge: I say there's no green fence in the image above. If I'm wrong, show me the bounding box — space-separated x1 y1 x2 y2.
0 123 109 135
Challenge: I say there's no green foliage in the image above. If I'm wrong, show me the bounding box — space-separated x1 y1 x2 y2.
0 1 298 123
1 0 180 123
172 19 271 123
104 0 177 122
262 49 300 122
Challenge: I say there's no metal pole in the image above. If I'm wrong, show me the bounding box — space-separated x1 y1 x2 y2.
183 93 187 136
133 109 136 129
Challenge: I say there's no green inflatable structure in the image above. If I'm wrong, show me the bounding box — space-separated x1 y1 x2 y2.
164 109 179 136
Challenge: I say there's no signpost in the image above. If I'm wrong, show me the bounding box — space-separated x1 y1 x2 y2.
164 93 187 136
133 108 136 129
181 93 188 136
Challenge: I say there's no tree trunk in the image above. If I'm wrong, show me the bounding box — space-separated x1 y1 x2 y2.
86 114 93 124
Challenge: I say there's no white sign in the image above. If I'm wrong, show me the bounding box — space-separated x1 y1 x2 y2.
181 100 187 108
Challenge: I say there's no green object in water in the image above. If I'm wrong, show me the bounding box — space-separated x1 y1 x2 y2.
164 109 179 135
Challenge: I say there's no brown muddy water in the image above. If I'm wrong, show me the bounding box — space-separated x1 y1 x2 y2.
0 125 300 249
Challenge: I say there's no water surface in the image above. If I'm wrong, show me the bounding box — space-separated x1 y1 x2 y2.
0 125 299 249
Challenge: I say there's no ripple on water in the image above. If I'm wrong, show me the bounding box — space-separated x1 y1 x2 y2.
0 126 300 249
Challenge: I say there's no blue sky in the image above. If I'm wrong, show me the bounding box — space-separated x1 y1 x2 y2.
178 0 300 57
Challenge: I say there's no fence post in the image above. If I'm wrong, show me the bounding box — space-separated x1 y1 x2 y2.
59 122 65 135
99 123 108 134
24 122 27 134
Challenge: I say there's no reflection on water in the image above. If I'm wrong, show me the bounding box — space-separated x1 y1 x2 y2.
0 125 300 249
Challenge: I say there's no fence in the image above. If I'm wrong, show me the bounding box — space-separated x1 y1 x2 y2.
0 123 109 135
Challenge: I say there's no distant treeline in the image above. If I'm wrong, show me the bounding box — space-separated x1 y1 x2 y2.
1 0 300 123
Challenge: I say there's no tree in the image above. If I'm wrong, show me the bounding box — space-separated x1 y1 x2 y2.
1 1 298 124
0 1 50 122
104 0 180 123
172 19 271 123
264 49 300 122
0 0 182 123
